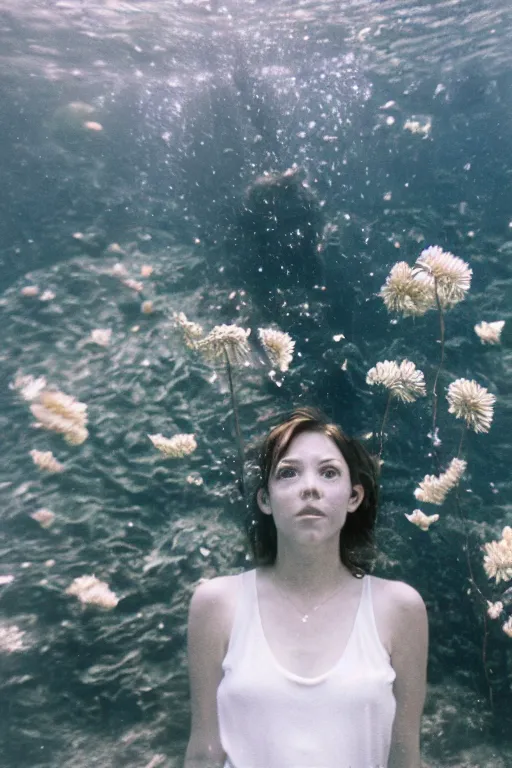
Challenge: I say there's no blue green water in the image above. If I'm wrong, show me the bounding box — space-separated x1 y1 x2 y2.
1 1 512 766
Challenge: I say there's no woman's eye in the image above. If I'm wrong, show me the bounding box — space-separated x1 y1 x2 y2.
276 467 339 479
276 468 295 479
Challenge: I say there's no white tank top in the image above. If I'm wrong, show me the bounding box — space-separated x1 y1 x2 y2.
217 569 396 768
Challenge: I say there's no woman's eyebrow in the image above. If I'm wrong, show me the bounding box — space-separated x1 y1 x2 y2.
278 457 341 465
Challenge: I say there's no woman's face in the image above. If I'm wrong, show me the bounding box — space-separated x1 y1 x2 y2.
257 431 364 539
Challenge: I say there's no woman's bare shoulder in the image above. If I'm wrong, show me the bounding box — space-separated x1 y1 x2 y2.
372 575 425 605
369 575 426 656
194 570 246 609
193 572 246 655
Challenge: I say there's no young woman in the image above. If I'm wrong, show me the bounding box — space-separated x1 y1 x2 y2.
184 407 429 768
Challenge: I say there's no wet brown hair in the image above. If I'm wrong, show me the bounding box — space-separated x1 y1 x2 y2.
244 406 380 576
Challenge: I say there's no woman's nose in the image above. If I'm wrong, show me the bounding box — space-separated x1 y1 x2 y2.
299 477 321 499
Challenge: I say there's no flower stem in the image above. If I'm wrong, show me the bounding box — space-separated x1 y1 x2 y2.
224 349 246 500
431 279 446 443
454 489 494 713
457 424 466 458
378 392 393 459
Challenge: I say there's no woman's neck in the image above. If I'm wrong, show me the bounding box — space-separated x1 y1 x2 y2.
264 557 356 600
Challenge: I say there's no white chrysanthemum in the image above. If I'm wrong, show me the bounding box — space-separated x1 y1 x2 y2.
414 458 467 505
66 575 118 610
405 509 440 531
487 600 503 620
366 359 426 403
148 433 197 458
173 311 205 349
380 262 435 316
195 324 251 366
367 360 400 390
503 617 512 638
30 449 64 473
414 245 472 308
447 378 496 433
474 320 505 345
483 527 512 584
11 373 47 402
30 509 56 529
258 328 295 372
393 360 427 402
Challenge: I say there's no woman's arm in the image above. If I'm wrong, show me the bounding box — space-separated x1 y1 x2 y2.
183 578 229 768
387 582 429 768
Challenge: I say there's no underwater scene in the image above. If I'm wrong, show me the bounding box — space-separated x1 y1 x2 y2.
1 0 512 766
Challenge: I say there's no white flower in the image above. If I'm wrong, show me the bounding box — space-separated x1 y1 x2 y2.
380 262 435 316
483 527 512 584
447 378 496 433
414 458 467 505
30 449 64 473
0 624 25 653
258 328 295 372
66 575 118 610
30 509 56 529
122 278 144 293
21 286 39 297
149 433 197 458
173 311 204 349
195 324 251 366
474 321 505 345
404 117 432 136
503 617 512 638
89 328 112 347
405 509 440 531
366 359 426 403
487 600 503 620
30 389 88 445
414 246 472 309
11 373 47 402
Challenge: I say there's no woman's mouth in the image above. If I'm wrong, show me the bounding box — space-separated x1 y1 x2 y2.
296 506 325 518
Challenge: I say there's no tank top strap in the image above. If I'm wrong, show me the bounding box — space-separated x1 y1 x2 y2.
233 569 254 625
356 574 391 661
357 573 373 624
